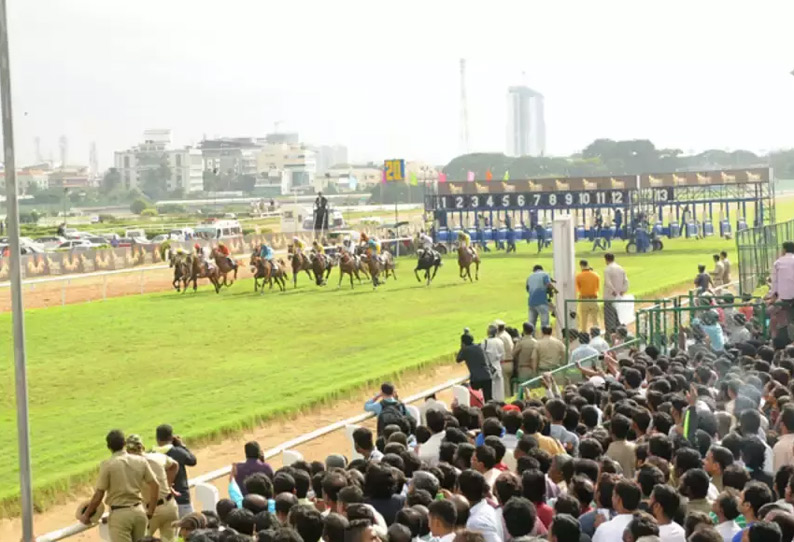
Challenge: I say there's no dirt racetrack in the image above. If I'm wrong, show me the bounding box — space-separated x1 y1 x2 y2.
0 362 467 542
0 263 254 312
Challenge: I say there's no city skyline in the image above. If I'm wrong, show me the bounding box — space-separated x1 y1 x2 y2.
3 0 794 170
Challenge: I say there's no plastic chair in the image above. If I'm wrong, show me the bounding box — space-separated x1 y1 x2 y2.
283 449 304 466
345 424 364 460
195 482 220 513
452 384 470 406
406 405 421 425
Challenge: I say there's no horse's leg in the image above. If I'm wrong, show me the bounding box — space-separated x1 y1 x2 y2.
349 271 354 289
415 267 421 282
293 270 298 288
391 266 396 280
338 268 343 288
475 261 480 281
431 264 439 280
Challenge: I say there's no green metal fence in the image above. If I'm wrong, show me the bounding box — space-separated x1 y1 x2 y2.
737 218 794 295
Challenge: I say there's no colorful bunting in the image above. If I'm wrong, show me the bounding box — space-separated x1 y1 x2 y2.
503 170 510 181
409 171 418 186
467 171 475 182
485 170 493 182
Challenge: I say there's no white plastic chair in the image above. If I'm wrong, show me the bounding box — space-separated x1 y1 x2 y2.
195 482 220 513
406 405 421 425
452 384 470 406
283 449 304 466
345 424 364 460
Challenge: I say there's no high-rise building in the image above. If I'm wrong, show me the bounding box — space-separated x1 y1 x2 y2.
506 86 546 157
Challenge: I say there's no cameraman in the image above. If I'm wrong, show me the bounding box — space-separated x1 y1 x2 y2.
155 424 197 518
456 330 493 401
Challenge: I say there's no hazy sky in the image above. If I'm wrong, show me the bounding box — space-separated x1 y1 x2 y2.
5 0 794 169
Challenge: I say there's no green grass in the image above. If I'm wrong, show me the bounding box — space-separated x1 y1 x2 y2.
0 235 738 514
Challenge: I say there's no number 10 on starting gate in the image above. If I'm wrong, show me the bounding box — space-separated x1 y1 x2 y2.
384 159 405 182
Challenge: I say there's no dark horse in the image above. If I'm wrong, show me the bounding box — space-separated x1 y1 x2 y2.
168 249 192 292
210 247 239 287
457 245 480 282
309 252 334 286
189 254 222 293
335 250 364 289
288 245 314 288
414 248 442 286
249 250 287 293
361 250 396 289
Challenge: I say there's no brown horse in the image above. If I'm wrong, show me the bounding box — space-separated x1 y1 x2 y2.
168 249 191 293
288 245 314 288
249 251 286 293
309 252 333 286
210 248 239 287
335 250 362 289
380 250 397 281
361 250 396 288
458 245 480 282
189 254 222 293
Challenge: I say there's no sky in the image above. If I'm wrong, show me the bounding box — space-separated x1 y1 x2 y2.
4 0 794 170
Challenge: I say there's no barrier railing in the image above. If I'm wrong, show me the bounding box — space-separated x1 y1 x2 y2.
34 375 468 542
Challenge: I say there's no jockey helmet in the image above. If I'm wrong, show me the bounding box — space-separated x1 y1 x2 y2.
194 243 201 250
218 241 225 247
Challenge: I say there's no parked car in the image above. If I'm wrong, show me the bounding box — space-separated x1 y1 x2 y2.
57 239 97 250
0 244 46 256
151 233 183 244
34 235 67 250
84 236 109 246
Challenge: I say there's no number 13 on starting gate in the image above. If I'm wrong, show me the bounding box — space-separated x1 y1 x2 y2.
384 159 405 182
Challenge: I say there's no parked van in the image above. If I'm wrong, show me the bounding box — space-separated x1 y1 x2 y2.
193 220 242 239
169 227 194 240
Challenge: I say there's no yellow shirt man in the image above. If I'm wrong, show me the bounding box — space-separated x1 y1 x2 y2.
576 266 601 331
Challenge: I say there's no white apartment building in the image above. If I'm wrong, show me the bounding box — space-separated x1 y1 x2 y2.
256 144 316 193
114 130 204 193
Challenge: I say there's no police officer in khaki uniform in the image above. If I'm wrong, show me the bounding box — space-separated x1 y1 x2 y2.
80 430 159 542
125 434 179 542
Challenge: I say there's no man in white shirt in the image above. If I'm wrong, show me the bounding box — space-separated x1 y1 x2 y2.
589 327 610 354
713 490 742 542
419 394 448 426
649 484 686 542
428 500 457 542
494 319 515 398
352 428 384 463
417 410 447 467
472 444 501 489
593 479 641 542
461 470 504 542
602 252 629 334
773 407 794 471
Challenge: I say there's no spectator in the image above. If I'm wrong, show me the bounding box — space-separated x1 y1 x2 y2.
460 470 503 542
603 253 629 334
746 522 783 542
364 463 405 525
531 326 566 373
774 407 794 472
527 264 555 332
771 242 794 305
353 428 384 463
606 414 636 478
419 394 448 426
622 512 659 542
576 260 601 332
493 319 515 398
589 327 610 354
650 484 686 542
481 325 506 402
571 333 600 365
456 333 493 401
680 469 713 516
592 479 641 542
232 441 274 495
734 482 775 542
418 410 447 467
502 497 537 542
428 500 457 542
323 513 349 542
550 514 581 542
472 445 500 488
522 469 553 529
513 323 538 384
155 424 197 518
546 398 580 455
714 490 742 542
706 446 735 497
522 408 565 456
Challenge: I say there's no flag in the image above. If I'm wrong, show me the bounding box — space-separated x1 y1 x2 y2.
409 171 418 186
438 172 447 183
467 171 475 182
381 169 386 184
485 170 493 182
503 170 510 181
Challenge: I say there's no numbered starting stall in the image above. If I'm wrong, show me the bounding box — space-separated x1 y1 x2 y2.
425 167 774 248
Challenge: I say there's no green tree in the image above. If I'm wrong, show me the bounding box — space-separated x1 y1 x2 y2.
101 168 122 194
130 198 149 215
203 169 219 192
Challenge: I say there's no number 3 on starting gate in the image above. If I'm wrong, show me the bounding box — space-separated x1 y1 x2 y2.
383 159 405 182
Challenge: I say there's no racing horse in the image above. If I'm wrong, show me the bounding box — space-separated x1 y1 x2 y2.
457 244 480 282
414 248 442 286
288 244 314 288
210 247 239 287
335 250 363 289
362 250 396 289
189 254 222 293
167 249 192 293
249 250 287 293
309 252 334 286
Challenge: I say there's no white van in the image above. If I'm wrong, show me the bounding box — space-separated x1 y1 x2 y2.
169 227 194 240
193 220 242 239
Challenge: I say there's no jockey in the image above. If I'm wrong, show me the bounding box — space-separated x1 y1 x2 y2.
259 242 274 261
194 243 211 272
417 230 434 251
216 241 236 269
293 236 305 255
311 240 325 255
458 230 471 248
367 237 381 260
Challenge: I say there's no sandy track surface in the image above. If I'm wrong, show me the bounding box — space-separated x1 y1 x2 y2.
0 363 467 542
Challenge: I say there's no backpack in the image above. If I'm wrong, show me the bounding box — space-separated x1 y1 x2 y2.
376 401 416 436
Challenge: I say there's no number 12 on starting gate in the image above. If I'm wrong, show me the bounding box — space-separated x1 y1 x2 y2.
384 159 405 182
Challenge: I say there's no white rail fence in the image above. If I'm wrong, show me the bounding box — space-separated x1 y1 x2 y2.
35 377 470 542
